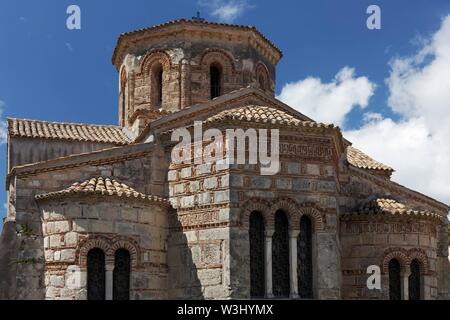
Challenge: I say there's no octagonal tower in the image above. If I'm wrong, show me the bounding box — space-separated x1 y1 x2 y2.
112 19 283 135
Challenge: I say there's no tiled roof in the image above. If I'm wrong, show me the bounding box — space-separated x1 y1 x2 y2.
344 198 443 221
347 146 393 172
205 105 335 129
112 19 282 66
8 118 131 145
35 177 170 206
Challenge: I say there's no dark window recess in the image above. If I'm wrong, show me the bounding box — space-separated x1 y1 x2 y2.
389 258 402 300
210 65 221 99
87 248 106 301
249 211 265 298
272 210 290 297
298 215 313 299
156 69 163 105
113 249 131 300
408 259 421 300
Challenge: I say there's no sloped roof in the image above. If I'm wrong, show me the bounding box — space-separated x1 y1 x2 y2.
35 177 170 206
205 105 335 129
347 146 393 173
8 118 131 145
112 18 282 67
342 197 444 222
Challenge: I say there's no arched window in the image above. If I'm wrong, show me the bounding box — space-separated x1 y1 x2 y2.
258 74 266 91
408 259 421 300
210 64 222 99
113 249 131 300
298 215 313 298
389 258 402 300
249 211 265 298
151 63 164 106
87 248 106 300
272 210 290 297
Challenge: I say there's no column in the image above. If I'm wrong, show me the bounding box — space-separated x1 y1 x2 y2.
105 264 114 300
265 229 274 299
402 270 411 300
289 229 300 299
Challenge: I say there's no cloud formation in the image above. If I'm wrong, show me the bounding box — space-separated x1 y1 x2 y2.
278 14 450 205
0 101 7 144
198 0 250 23
277 67 376 127
346 14 450 204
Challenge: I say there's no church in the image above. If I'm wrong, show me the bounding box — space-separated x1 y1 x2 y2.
0 18 448 300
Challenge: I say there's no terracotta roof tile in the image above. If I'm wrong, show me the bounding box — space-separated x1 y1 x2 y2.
205 105 335 129
35 177 170 206
347 146 393 172
8 118 131 145
344 197 443 221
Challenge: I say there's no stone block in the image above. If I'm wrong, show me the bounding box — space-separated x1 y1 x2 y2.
197 269 222 286
181 196 195 208
204 177 218 190
121 207 138 221
198 192 212 205
168 170 178 182
276 178 292 190
197 164 211 175
91 220 114 233
180 167 192 179
287 162 300 175
64 232 78 246
214 191 229 204
230 175 244 187
292 178 314 191
61 249 76 262
317 181 336 192
54 221 70 233
251 176 271 189
189 181 200 193
306 164 320 175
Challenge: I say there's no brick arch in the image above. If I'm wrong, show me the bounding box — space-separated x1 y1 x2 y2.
77 236 113 268
200 48 236 73
406 248 430 275
241 198 271 230
269 197 299 231
381 248 409 274
255 61 270 90
110 237 140 268
120 66 128 90
297 203 326 232
140 50 172 74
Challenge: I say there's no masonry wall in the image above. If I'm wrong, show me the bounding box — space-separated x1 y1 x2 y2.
38 197 168 300
3 148 167 299
8 137 118 172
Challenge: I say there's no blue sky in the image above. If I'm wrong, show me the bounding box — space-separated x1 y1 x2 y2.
1 0 450 227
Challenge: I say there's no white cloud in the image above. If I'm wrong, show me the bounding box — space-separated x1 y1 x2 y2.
345 14 450 205
0 101 7 144
65 42 74 52
277 14 450 205
198 0 250 23
277 67 376 127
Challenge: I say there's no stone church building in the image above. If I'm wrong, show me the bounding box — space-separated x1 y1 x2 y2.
0 19 449 300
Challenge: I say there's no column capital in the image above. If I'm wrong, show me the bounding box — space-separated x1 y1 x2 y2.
289 229 300 238
265 229 275 238
105 264 115 272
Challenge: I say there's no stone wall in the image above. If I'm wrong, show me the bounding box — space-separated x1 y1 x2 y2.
37 197 168 300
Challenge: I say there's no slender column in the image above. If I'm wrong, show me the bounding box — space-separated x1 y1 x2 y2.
105 264 114 300
402 270 411 300
265 229 275 298
289 229 300 299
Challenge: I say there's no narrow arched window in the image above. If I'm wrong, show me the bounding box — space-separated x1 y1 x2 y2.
151 63 163 107
408 259 421 300
272 210 290 297
258 74 266 91
249 211 265 298
87 248 106 300
113 249 131 300
298 215 313 298
389 258 402 300
210 64 221 99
